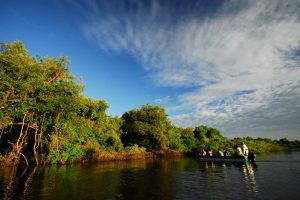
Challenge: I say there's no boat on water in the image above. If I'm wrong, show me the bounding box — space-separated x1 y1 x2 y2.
199 155 255 164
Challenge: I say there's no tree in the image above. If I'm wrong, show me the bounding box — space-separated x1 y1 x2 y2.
0 41 82 164
121 104 170 151
179 131 198 152
194 125 222 141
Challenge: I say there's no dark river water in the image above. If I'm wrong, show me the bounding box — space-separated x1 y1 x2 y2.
1 151 300 200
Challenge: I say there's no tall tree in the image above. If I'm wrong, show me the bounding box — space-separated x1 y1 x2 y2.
0 41 83 165
121 105 171 151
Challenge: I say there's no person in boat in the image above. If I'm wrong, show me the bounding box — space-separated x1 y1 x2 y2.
207 149 213 157
200 149 206 157
218 149 224 157
242 142 249 156
248 152 256 162
224 149 231 156
235 145 244 156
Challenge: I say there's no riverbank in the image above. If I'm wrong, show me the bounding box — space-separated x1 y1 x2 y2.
0 151 191 167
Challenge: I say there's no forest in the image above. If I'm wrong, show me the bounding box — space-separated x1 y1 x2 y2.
1 41 299 166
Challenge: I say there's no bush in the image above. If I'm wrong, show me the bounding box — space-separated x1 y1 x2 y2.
124 144 146 153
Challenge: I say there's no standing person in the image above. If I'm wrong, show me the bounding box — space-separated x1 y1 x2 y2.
242 142 249 156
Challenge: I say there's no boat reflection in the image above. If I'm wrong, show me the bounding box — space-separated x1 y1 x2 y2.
199 161 259 195
242 163 259 194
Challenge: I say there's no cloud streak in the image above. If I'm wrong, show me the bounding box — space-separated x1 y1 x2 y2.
79 0 300 139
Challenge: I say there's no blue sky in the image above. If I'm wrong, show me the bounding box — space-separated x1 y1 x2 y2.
1 0 300 140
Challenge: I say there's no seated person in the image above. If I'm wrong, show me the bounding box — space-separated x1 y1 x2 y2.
236 146 244 156
218 150 224 157
200 149 206 156
207 149 213 157
224 149 231 156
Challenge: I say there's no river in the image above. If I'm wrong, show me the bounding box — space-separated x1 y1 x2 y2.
1 151 300 200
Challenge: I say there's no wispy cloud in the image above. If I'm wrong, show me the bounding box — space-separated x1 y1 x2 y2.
154 96 171 105
79 0 300 139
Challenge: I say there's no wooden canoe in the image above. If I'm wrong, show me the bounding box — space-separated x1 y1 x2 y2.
199 156 254 163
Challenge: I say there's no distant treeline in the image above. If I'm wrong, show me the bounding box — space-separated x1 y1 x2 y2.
1 42 299 166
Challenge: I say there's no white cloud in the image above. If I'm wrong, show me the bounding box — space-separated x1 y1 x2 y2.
80 0 300 139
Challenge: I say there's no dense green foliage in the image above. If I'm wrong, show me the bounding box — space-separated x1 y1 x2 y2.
0 42 122 165
121 105 171 151
1 41 299 166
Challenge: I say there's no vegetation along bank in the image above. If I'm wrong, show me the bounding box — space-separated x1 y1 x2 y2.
1 42 299 167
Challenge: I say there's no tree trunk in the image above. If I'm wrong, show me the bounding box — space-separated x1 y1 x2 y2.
33 113 46 165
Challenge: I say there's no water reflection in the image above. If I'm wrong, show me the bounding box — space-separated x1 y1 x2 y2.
242 164 259 194
0 159 259 200
116 160 176 199
0 159 157 200
0 165 40 199
1 153 300 200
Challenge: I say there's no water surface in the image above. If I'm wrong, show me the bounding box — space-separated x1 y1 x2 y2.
1 151 300 200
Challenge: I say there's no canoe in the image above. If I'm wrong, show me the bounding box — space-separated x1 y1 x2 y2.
199 156 254 163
